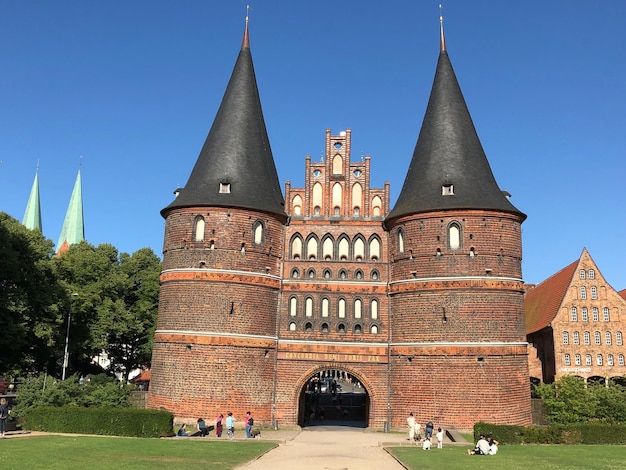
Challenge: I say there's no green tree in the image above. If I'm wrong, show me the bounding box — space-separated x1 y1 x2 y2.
0 213 65 374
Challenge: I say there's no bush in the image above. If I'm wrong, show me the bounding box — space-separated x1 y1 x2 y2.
474 422 626 445
21 407 173 438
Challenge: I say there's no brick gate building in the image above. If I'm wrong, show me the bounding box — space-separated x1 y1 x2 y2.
148 17 532 431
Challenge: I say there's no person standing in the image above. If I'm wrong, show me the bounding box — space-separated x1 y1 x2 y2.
245 411 253 438
0 398 11 438
406 412 417 442
436 427 444 448
425 420 434 439
225 411 236 438
216 413 224 437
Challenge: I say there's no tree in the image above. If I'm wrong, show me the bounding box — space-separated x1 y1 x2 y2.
0 213 65 374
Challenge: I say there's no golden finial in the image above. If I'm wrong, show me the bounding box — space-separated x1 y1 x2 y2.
439 4 446 52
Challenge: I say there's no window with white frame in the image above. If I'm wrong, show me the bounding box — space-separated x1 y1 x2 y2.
597 354 603 366
580 269 586 280
289 322 296 331
595 331 601 345
448 223 461 250
322 298 329 318
354 299 362 319
591 286 597 300
593 307 599 322
562 332 569 345
617 331 623 346
589 269 595 279
305 297 313 317
573 331 580 345
619 354 625 366
371 299 379 320
582 308 588 322
608 354 614 366
571 307 578 321
338 298 346 318
584 331 590 345
580 286 587 300
564 354 571 366
586 354 592 366
575 354 581 366
371 325 379 334
605 332 612 345
289 297 298 317
604 307 610 322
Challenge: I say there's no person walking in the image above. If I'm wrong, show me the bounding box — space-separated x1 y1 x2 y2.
225 411 236 438
436 427 444 448
406 412 417 442
216 413 224 437
0 398 11 438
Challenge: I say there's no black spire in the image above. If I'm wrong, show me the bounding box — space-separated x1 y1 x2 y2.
162 18 286 221
385 18 525 225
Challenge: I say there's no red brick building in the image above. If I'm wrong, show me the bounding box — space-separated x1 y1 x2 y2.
148 18 531 431
526 248 626 385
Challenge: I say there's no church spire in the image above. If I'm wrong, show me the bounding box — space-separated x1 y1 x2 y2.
23 166 42 231
56 168 85 255
439 4 446 52
385 11 524 225
163 15 285 221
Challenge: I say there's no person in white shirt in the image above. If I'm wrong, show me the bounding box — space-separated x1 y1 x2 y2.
488 436 499 455
407 412 416 441
436 427 444 448
468 434 490 455
422 437 432 450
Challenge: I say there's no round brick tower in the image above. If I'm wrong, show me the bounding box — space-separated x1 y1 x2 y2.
383 18 531 429
148 19 287 424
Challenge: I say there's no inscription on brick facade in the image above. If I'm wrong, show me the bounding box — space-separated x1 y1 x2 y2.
279 351 387 363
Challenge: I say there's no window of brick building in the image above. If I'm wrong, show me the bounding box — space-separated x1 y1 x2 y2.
448 222 461 250
371 270 379 281
582 308 588 322
586 354 592 366
321 323 329 333
597 354 603 366
253 221 264 245
323 237 334 260
354 299 362 319
323 269 331 279
371 325 379 334
579 269 586 280
289 322 296 331
369 237 381 261
398 229 405 254
193 216 205 242
591 286 597 300
619 354 625 366
589 269 595 279
564 354 571 366
575 354 581 366
562 332 569 345
339 270 347 279
338 298 346 318
604 307 610 322
338 323 346 333
605 332 612 345
593 307 599 322
305 322 313 332
289 297 298 317
308 269 315 279
291 268 300 278
371 299 379 320
595 331 601 345
322 298 329 318
608 354 614 366
584 331 590 345
354 324 362 334
581 287 587 300
617 331 623 346
355 270 363 280
571 307 578 322
305 298 313 317
573 331 580 345
291 235 303 259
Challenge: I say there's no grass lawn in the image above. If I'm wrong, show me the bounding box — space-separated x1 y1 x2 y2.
388 445 626 470
0 436 277 470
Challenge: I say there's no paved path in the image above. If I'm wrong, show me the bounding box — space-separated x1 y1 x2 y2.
236 425 410 470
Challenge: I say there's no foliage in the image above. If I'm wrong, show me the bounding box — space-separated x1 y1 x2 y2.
0 213 66 374
533 375 626 424
21 406 173 438
0 436 277 470
12 374 132 416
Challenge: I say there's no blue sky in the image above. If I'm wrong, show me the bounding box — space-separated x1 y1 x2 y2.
2 1 625 290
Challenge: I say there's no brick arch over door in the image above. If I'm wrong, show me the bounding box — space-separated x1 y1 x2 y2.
294 364 377 427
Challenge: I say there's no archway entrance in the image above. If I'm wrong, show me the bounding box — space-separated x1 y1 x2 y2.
298 368 369 428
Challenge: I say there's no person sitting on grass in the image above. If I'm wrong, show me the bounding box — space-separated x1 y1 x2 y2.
422 437 432 450
467 434 490 455
177 423 189 437
487 436 499 455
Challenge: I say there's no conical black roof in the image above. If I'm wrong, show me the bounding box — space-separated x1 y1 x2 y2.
385 49 525 225
162 24 286 221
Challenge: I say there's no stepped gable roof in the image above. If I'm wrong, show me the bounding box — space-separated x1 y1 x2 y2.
162 19 286 221
385 19 525 225
525 259 578 335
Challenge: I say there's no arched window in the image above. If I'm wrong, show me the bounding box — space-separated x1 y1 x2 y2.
619 354 625 366
305 322 313 332
564 354 571 366
355 270 363 280
338 298 346 318
592 307 599 322
608 354 614 366
573 331 580 345
371 325 379 334
313 183 323 213
580 286 587 300
571 307 578 321
398 229 405 254
338 323 346 333
354 299 362 319
605 332 612 345
289 322 297 331
321 323 329 333
307 269 315 279
292 195 302 215
291 268 300 278
322 298 329 318
306 236 318 260
575 354 581 366
351 183 362 216
305 298 313 317
582 308 588 321
323 237 334 260
253 220 264 245
597 354 603 366
371 299 379 320
289 297 298 317
339 270 347 279
193 216 205 242
323 269 331 279
291 235 303 259
332 154 342 174
354 237 365 261
448 222 461 250
372 196 382 217
371 270 379 281
562 332 569 345
338 237 350 260
617 331 623 346
332 183 342 212
591 286 597 300
585 354 592 366
354 324 362 334
594 331 601 345
369 236 381 261
604 307 610 322
584 331 590 345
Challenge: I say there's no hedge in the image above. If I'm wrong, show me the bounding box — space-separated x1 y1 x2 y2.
21 407 174 438
474 421 626 445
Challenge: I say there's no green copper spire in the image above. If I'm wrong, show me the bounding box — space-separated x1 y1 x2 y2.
23 170 42 231
56 169 85 255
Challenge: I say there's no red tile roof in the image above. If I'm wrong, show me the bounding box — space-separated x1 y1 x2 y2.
619 289 626 301
525 260 578 334
130 369 151 383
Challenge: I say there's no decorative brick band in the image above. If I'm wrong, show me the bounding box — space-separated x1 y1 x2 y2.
154 331 276 348
392 343 528 356
160 269 281 289
389 277 524 293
